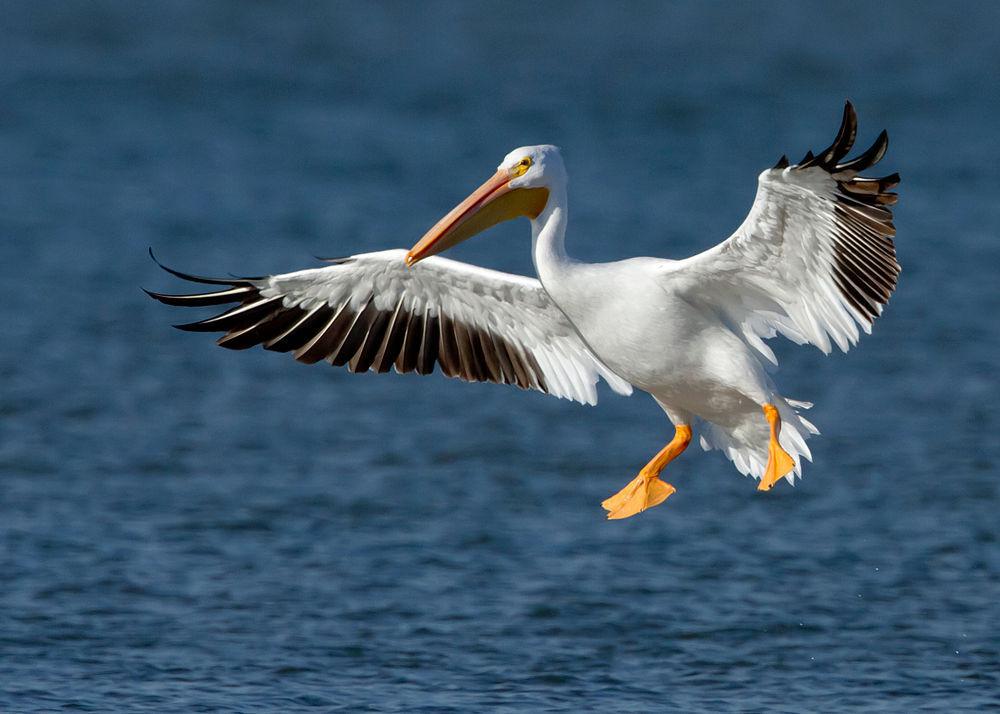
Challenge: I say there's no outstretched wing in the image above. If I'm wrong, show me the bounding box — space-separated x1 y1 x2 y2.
664 101 900 365
146 249 633 405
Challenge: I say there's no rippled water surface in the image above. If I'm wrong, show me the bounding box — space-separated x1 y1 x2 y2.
1 2 998 711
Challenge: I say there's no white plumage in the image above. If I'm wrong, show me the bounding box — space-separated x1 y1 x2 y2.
148 102 898 517
256 251 633 404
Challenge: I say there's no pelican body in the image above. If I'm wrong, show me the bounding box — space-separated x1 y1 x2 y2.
148 103 899 519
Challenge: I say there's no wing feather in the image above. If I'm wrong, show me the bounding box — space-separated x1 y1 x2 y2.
147 249 632 405
664 101 900 364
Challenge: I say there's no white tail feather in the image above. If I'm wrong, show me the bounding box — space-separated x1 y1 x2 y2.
697 397 818 484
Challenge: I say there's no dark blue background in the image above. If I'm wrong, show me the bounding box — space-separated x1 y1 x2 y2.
1 2 997 711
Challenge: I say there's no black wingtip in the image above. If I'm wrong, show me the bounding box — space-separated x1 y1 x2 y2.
773 154 790 169
147 247 258 286
142 284 193 306
142 284 183 306
172 317 227 332
881 171 901 188
142 284 256 307
813 101 858 166
835 129 889 173
787 101 862 171
172 321 208 332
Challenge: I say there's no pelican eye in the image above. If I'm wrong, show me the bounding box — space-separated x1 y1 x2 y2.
510 156 532 177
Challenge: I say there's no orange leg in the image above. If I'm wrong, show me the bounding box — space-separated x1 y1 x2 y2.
602 425 692 520
758 403 796 491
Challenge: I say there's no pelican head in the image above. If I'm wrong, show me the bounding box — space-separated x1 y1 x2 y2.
405 145 563 266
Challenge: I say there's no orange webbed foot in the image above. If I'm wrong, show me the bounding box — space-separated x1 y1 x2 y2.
757 403 796 491
602 472 676 520
602 424 690 519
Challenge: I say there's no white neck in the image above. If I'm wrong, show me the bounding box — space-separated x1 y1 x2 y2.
530 184 574 286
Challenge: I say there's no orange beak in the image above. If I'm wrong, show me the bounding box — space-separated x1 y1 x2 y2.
405 169 549 267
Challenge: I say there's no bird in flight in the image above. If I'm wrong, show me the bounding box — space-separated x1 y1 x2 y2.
147 101 899 519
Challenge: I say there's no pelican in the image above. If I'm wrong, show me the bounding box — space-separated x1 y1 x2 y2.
147 102 899 519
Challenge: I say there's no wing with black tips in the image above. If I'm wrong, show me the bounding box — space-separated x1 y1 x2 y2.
666 101 900 364
146 249 633 405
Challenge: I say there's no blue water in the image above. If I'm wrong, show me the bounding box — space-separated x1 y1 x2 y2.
1 2 997 711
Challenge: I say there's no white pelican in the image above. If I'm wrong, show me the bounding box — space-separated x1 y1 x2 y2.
147 102 899 519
